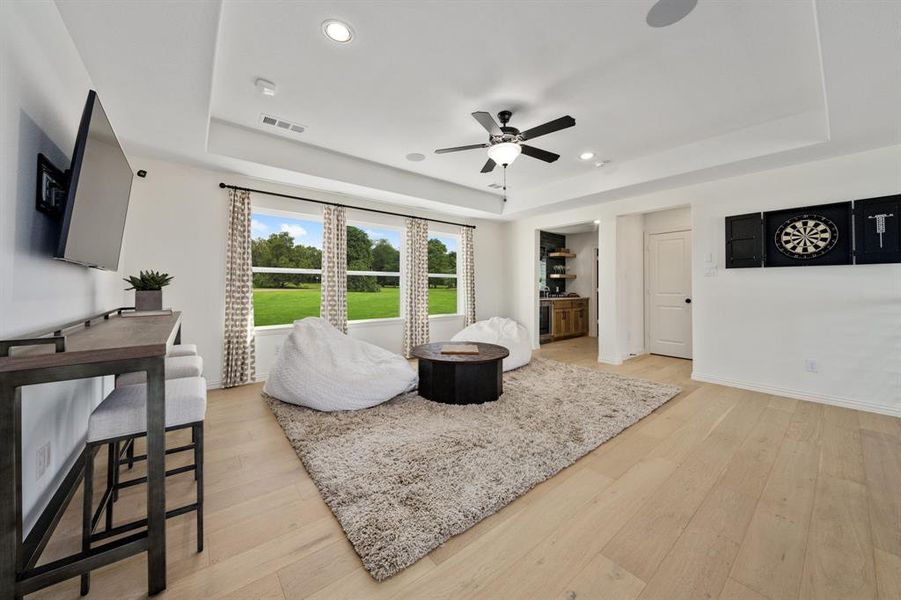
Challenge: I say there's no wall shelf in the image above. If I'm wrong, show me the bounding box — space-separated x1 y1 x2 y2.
548 252 576 258
549 274 576 279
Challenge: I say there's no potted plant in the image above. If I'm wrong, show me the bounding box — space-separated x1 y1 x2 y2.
124 270 173 311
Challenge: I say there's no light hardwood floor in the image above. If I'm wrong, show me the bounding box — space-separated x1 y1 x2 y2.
34 336 901 599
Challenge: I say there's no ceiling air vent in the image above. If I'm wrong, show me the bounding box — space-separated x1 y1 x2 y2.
487 183 503 189
259 113 306 135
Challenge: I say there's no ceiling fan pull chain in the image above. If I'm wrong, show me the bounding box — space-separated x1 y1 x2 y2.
503 166 507 202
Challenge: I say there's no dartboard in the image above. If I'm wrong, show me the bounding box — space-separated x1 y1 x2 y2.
775 214 839 259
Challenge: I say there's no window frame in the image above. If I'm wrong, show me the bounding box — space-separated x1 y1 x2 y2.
426 230 462 317
250 208 325 328
250 206 465 329
345 218 403 322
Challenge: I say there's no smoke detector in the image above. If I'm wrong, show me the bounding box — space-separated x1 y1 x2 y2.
255 78 277 96
259 114 306 136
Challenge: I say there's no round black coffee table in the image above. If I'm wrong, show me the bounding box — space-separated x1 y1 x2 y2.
411 342 509 405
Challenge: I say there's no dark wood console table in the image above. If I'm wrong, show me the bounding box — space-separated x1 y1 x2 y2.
0 308 182 598
411 342 509 404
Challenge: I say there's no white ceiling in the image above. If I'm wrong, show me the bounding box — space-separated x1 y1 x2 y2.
55 0 901 219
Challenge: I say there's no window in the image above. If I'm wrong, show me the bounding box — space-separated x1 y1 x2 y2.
346 224 401 320
428 233 459 315
251 210 461 326
251 212 323 326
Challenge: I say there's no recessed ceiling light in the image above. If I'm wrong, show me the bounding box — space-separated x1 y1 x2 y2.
406 153 425 162
593 220 601 225
255 78 277 97
322 19 353 43
579 151 595 161
646 0 697 28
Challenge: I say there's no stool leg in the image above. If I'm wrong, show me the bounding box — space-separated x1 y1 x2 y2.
126 439 134 470
105 443 115 531
111 441 120 503
80 447 93 596
194 423 204 553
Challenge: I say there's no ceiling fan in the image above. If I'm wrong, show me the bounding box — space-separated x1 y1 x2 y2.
435 110 576 173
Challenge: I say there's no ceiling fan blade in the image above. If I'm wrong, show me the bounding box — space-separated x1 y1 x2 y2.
520 115 576 141
472 111 502 136
480 158 497 173
434 143 488 154
520 144 560 163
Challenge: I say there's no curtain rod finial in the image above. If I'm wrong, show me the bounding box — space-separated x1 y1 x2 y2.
219 182 226 189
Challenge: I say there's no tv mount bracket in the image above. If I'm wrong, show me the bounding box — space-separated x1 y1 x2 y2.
36 153 69 220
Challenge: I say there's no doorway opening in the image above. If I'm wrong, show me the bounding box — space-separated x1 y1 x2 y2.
537 221 598 345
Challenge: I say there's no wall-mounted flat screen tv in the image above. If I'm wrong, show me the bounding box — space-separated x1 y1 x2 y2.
55 90 133 270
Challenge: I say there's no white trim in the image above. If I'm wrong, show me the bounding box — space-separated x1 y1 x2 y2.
252 266 321 275
349 270 401 278
691 371 901 417
427 273 457 278
254 324 295 335
597 354 623 366
347 316 404 328
252 312 462 335
427 313 464 321
253 267 401 277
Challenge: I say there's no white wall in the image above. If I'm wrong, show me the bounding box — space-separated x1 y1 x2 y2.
1 1 124 532
617 215 645 356
564 231 598 337
124 157 510 384
506 145 901 416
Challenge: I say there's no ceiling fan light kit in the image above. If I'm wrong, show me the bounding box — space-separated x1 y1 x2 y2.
434 109 576 174
486 142 521 167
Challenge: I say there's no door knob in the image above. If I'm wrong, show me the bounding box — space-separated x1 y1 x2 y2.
685 298 692 304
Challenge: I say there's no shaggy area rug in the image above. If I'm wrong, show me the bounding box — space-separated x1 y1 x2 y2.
265 357 680 580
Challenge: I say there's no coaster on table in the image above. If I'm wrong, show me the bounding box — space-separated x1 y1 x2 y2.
440 344 480 355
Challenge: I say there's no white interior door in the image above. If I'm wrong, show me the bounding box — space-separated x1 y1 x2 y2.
647 230 692 359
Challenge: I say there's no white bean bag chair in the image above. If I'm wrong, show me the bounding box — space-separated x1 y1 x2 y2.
263 317 417 411
451 317 532 372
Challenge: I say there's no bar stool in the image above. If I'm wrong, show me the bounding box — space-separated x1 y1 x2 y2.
168 343 198 358
80 376 207 596
116 354 203 387
115 354 203 471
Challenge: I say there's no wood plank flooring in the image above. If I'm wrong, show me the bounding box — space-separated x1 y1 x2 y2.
32 337 901 599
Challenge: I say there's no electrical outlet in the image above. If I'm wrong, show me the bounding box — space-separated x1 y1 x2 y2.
36 442 51 480
804 359 819 373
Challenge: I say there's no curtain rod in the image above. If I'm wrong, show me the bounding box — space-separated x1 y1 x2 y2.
218 183 476 229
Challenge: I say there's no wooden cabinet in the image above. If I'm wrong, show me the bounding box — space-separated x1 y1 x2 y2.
549 298 589 341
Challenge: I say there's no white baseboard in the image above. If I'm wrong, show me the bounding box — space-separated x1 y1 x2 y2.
205 375 265 391
691 371 901 417
598 355 623 365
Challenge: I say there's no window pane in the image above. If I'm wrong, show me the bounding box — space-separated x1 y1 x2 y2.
428 234 457 274
251 213 323 326
428 281 457 315
347 275 400 320
428 234 458 315
350 225 401 273
253 275 321 326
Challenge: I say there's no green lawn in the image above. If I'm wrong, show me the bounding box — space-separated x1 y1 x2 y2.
253 285 458 326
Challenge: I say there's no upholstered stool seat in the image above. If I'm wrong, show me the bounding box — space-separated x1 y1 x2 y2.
89 376 207 443
115 354 203 388
168 343 198 358
80 376 207 595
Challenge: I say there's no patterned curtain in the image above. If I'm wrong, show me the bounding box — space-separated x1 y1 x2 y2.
222 188 256 388
402 218 430 357
460 226 476 326
320 205 348 333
